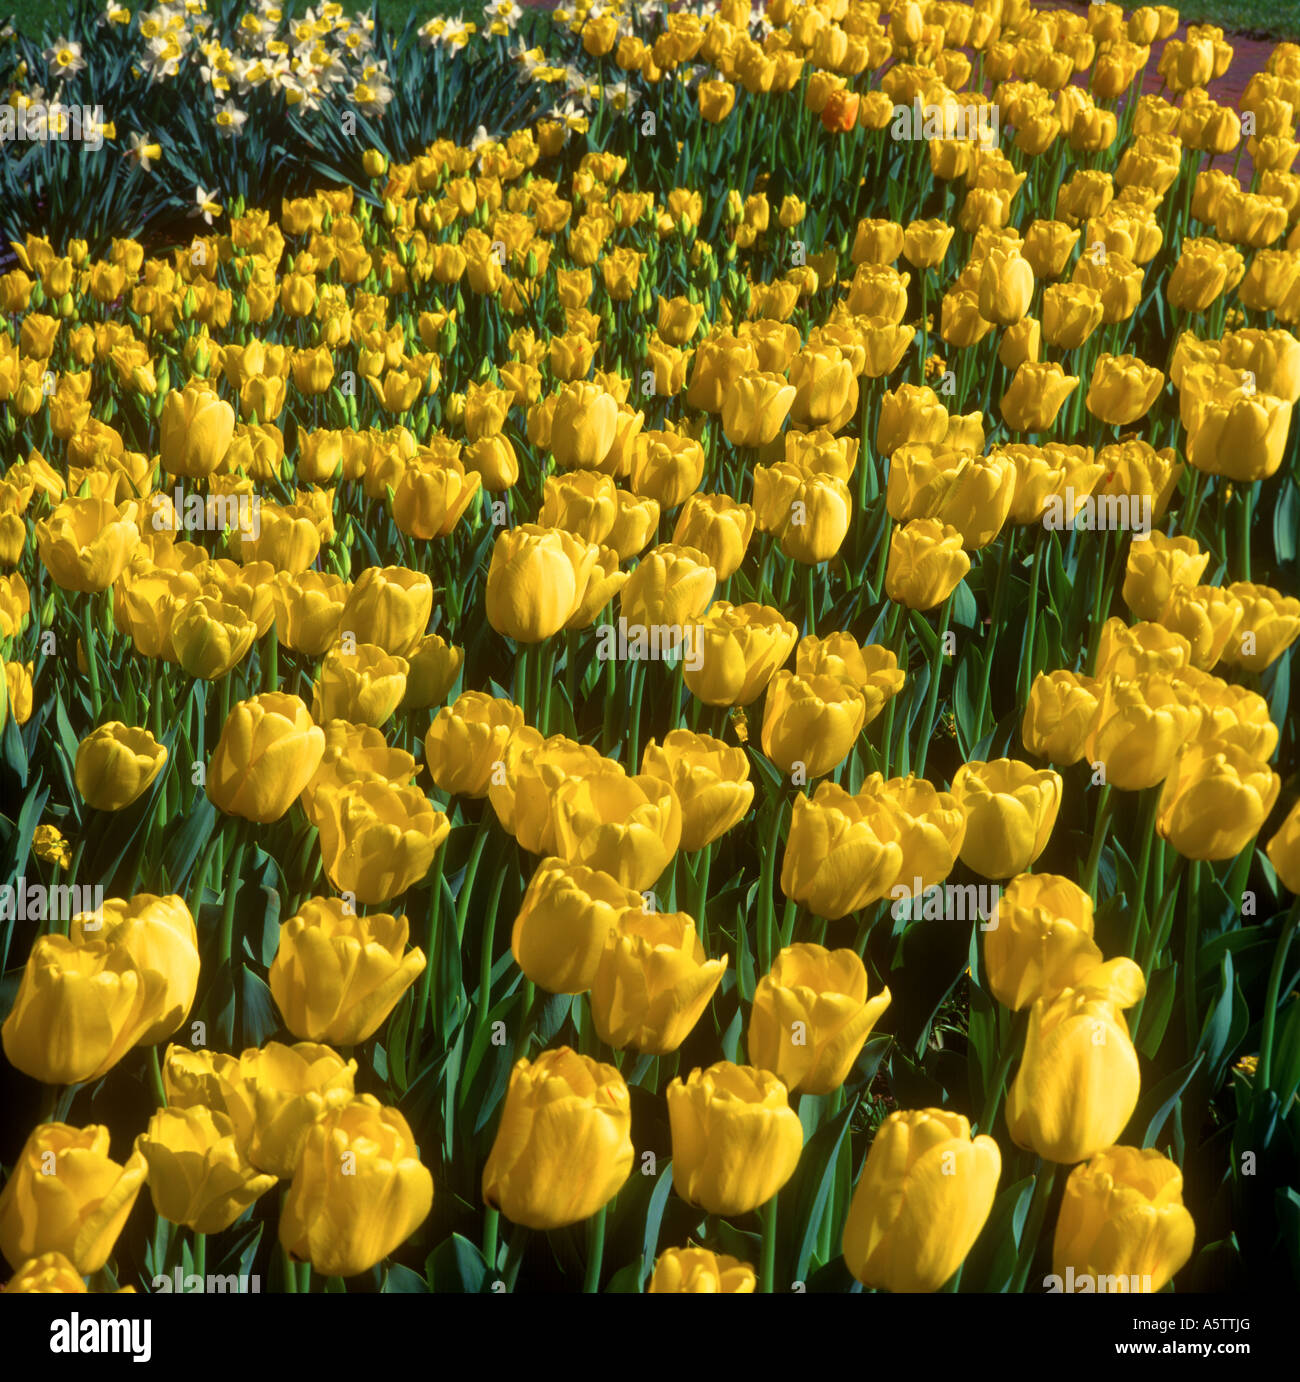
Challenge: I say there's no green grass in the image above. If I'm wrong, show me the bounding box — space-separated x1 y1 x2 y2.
1091 0 1300 42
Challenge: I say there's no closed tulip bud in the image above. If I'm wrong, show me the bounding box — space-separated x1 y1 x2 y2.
1122 532 1208 624
951 758 1062 879
1218 583 1300 672
606 489 659 561
1 934 168 1085
657 294 706 345
902 218 955 270
280 1095 433 1277
68 894 199 1045
672 492 755 581
270 897 426 1045
74 722 166 811
175 1041 357 1179
489 732 615 854
550 381 619 470
684 600 799 706
424 691 524 797
1085 352 1165 426
649 1247 756 1292
620 542 716 628
630 430 707 510
1167 237 1244 311
4 659 32 725
312 641 408 727
876 382 948 456
721 372 796 447
864 773 967 895
842 1108 1001 1292
978 246 1035 326
1159 584 1244 670
539 470 618 545
1266 799 1300 894
934 453 1017 550
788 345 858 432
314 780 449 904
796 635 904 718
1022 669 1101 766
134 1106 277 1234
483 1047 634 1228
1084 674 1200 790
399 632 463 711
749 944 891 1095
1188 391 1292 482
553 771 682 891
1053 1146 1195 1293
36 497 139 593
171 595 258 680
1007 986 1142 1163
512 857 642 994
392 457 481 540
0 1124 146 1274
986 874 1113 1010
207 693 325 823
1095 618 1192 680
1155 739 1280 860
762 671 867 780
781 782 904 919
591 909 727 1054
463 434 519 492
1042 282 1105 349
160 383 234 478
487 524 599 643
753 463 853 563
1001 361 1079 433
885 518 972 610
668 1062 803 1215
640 730 753 851
338 565 432 659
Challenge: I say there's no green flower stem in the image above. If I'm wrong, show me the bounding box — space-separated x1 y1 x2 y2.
80 597 102 717
188 832 223 925
475 867 509 1033
582 1204 607 1293
760 1195 778 1294
149 1044 167 1110
455 816 492 946
758 799 785 975
263 623 279 694
219 836 247 1040
193 1232 205 1282
914 598 951 778
1121 789 1160 959
1082 783 1115 902
1010 1161 1057 1294
978 1008 1025 1136
973 530 1016 736
1259 897 1300 1091
280 1241 298 1293
502 1228 528 1292
693 843 712 945
1184 859 1204 1054
1236 484 1253 583
1016 530 1046 710
483 1208 500 1274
